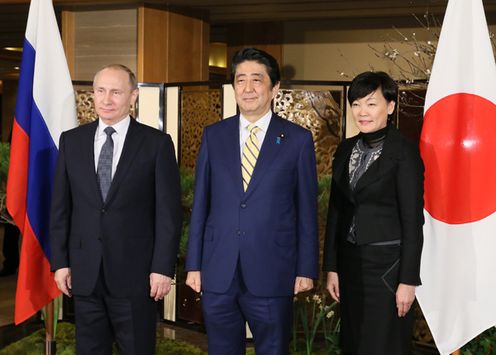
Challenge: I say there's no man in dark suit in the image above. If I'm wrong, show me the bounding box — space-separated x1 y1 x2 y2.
50 64 182 355
185 48 319 355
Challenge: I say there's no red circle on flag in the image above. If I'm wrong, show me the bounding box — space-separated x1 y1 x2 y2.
421 93 496 224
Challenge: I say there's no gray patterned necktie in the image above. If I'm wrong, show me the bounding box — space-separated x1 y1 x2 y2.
97 126 115 201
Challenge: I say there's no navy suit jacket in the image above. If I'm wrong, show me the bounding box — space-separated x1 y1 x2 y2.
50 118 182 297
185 113 319 297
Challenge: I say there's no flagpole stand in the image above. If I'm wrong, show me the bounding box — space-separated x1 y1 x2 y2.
45 340 56 355
45 300 56 355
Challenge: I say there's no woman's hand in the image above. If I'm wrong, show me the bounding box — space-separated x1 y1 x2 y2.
396 283 416 317
326 271 340 302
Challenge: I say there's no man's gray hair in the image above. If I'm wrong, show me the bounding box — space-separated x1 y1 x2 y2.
93 64 138 90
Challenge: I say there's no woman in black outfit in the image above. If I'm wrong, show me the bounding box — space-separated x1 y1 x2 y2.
323 71 424 355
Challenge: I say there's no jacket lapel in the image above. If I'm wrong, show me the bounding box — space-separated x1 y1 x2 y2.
104 118 145 205
244 114 285 198
82 120 103 204
332 136 357 202
353 126 401 193
221 116 244 196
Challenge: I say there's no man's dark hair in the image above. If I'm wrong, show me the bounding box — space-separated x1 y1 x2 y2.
231 47 280 87
347 71 398 106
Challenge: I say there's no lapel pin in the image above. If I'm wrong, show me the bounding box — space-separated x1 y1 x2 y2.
276 133 285 144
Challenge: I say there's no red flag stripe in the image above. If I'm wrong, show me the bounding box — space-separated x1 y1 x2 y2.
14 217 59 324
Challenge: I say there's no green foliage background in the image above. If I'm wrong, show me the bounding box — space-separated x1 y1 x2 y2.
0 323 206 355
0 142 10 221
0 143 9 186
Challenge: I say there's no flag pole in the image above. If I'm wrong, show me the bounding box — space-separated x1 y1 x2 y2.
45 300 56 355
451 350 460 355
7 0 77 327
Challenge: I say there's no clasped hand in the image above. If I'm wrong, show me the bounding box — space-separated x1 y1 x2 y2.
150 273 173 301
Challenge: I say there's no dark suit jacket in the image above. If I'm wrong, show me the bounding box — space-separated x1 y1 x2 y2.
50 118 182 297
185 113 319 297
323 125 424 285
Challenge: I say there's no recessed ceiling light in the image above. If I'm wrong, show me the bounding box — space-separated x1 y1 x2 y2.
14 66 20 70
4 47 23 52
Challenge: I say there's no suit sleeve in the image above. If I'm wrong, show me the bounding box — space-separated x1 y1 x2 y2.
184 130 210 271
49 133 72 271
397 140 425 285
151 134 182 277
295 131 319 279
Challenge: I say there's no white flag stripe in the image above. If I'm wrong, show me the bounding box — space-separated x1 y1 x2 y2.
28 0 77 147
417 212 496 352
417 0 496 353
424 0 496 112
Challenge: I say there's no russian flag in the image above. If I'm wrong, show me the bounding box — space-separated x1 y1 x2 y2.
416 0 496 353
6 0 77 325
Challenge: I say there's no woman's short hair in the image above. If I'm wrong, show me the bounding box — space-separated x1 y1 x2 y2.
347 71 398 106
231 47 281 88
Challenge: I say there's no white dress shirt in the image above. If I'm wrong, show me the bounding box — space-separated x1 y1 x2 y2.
239 110 272 156
94 116 131 178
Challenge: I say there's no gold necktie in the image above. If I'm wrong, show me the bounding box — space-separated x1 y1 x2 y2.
241 124 261 191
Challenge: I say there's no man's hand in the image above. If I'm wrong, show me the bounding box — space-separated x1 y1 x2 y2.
149 273 173 301
294 276 314 294
396 283 416 317
54 268 72 297
326 271 340 303
186 271 201 293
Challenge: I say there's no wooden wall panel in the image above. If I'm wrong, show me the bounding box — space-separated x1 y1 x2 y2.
137 6 168 83
73 8 137 81
1 80 17 142
138 6 209 83
167 11 209 82
62 6 209 83
61 10 75 78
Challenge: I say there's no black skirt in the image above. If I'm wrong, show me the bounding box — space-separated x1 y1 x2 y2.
338 241 415 355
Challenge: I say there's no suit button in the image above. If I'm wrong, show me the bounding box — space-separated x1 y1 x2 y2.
240 203 247 209
237 230 241 236
101 208 105 213
97 237 102 241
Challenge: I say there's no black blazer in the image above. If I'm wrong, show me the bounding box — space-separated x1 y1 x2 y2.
50 118 182 297
323 125 424 285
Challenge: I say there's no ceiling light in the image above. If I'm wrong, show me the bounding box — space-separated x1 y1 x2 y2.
4 47 23 52
209 42 227 68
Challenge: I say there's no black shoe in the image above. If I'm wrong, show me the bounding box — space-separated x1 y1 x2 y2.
0 268 16 277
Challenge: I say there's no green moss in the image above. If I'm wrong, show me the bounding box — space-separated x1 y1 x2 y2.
156 338 205 355
0 323 205 355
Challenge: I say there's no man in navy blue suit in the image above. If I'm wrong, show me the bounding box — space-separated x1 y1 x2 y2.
185 48 319 355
